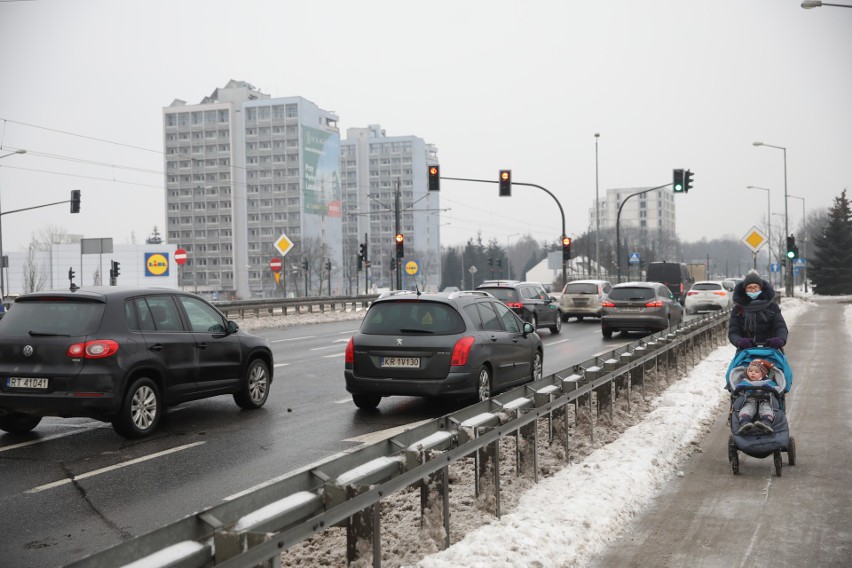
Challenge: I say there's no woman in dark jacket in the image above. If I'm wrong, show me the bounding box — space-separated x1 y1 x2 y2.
729 271 789 350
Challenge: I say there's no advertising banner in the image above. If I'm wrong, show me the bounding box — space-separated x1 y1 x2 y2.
302 125 341 217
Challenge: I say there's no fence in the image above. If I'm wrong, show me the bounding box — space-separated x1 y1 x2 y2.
214 294 378 320
66 311 728 568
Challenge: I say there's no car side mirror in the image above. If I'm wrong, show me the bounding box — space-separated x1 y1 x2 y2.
227 320 239 334
522 322 535 335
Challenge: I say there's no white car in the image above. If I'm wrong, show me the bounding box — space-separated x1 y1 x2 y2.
684 280 732 315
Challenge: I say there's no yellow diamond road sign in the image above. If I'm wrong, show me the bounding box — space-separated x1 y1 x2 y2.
741 226 767 253
274 233 294 257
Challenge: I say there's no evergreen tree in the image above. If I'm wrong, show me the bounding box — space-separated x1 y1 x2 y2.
809 189 852 295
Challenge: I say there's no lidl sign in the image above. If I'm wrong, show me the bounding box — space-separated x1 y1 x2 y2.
145 253 170 277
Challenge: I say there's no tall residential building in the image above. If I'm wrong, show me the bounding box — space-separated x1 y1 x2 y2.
340 125 440 292
163 80 341 299
589 187 677 234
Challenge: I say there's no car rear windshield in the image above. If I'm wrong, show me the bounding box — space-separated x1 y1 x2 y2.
361 301 465 335
646 265 682 282
0 299 105 337
564 283 599 295
478 287 519 302
607 287 655 301
692 283 722 291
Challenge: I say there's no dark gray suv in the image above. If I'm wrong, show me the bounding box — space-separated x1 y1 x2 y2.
0 287 273 438
344 290 543 409
475 280 563 334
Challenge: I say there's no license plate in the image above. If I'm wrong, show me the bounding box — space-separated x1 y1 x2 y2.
381 357 420 368
7 377 49 389
573 299 589 306
618 307 642 312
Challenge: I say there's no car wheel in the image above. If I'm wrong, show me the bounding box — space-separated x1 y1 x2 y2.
549 314 562 334
234 359 271 409
529 314 538 330
602 328 613 339
477 366 492 402
531 351 543 381
352 393 381 410
0 412 42 434
560 313 569 322
112 377 162 438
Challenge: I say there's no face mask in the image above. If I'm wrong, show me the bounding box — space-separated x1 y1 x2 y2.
746 291 761 300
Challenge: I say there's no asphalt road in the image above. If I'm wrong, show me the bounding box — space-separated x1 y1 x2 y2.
590 297 852 567
0 314 641 567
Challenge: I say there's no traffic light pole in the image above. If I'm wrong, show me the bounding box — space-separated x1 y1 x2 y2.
615 183 671 284
440 176 567 284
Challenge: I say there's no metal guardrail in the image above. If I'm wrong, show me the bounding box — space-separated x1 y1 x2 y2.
65 312 729 568
214 294 379 320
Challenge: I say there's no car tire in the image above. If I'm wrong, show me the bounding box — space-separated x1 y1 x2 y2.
531 351 543 381
477 366 492 402
234 359 271 409
0 412 42 434
352 393 381 410
529 314 538 330
560 313 569 322
112 377 162 438
549 314 562 334
602 328 613 339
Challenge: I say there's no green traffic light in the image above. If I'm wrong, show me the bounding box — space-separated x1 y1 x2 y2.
786 250 795 259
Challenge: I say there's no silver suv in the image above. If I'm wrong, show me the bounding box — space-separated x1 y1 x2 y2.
559 279 613 322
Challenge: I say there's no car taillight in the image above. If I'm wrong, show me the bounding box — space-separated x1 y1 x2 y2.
67 340 119 359
645 300 663 308
345 337 354 364
602 301 615 308
687 291 698 296
451 336 475 366
507 302 524 309
680 283 684 294
713 291 727 296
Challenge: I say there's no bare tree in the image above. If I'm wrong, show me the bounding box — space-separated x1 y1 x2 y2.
36 226 74 250
22 238 48 293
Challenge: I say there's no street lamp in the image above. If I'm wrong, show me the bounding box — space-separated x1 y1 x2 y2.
802 1 852 8
789 194 808 292
0 149 28 298
753 141 792 297
594 133 601 279
747 185 772 286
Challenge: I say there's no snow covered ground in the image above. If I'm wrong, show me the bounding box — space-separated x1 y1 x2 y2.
234 294 827 568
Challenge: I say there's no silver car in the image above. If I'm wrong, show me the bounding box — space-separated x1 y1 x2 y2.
559 279 613 321
601 281 684 338
684 280 733 314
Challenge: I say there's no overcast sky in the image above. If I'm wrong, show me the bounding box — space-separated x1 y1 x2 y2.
1 0 850 256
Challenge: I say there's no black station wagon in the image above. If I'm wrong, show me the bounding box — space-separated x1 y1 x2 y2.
0 287 273 438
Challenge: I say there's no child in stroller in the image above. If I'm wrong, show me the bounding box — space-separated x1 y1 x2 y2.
725 346 797 476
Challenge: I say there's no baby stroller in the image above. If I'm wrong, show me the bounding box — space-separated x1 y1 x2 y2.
725 346 797 476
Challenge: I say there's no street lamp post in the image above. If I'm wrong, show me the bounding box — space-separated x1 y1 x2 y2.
594 133 600 279
753 141 792 297
0 149 28 298
802 1 852 8
747 185 772 286
789 194 808 292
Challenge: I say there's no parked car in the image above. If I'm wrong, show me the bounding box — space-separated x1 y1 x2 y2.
645 261 694 304
344 290 543 409
559 279 613 321
0 287 273 438
0 295 6 320
475 280 562 334
601 281 684 338
684 280 733 314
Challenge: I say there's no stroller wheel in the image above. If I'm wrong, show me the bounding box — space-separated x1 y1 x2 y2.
774 451 783 477
787 436 796 466
728 435 739 475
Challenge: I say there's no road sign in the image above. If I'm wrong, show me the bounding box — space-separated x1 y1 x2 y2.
468 265 478 274
741 227 767 253
174 248 187 265
629 252 640 264
771 263 780 273
274 233 295 257
405 260 419 275
794 258 806 267
269 258 282 272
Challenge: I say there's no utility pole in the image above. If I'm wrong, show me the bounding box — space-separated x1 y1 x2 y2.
395 180 402 290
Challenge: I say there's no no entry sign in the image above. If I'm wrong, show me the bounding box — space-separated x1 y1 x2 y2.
269 258 282 272
174 248 188 265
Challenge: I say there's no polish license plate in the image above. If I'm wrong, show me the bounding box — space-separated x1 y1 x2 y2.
381 357 420 368
618 307 642 312
7 377 49 389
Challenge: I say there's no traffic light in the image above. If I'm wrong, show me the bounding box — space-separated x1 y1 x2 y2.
499 169 512 197
428 165 440 191
684 169 694 193
302 259 309 270
325 259 332 271
357 255 363 271
68 267 75 281
70 189 81 213
496 258 502 268
488 257 494 272
395 233 405 258
390 257 397 270
561 235 572 261
358 242 368 260
110 260 120 279
673 169 684 193
786 235 798 259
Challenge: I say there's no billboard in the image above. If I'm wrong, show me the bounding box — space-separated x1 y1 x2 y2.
302 125 341 217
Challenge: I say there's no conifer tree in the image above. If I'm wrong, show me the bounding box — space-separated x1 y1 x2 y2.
809 189 852 295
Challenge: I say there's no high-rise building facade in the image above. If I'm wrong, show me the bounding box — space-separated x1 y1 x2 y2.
163 81 341 299
589 187 677 233
340 125 440 292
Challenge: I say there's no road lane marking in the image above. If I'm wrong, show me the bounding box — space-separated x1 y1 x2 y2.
334 397 352 404
342 419 432 444
310 344 342 351
547 338 572 345
270 335 315 343
274 363 289 368
0 423 107 453
323 352 345 358
25 441 206 494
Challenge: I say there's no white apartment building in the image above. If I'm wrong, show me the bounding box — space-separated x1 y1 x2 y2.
589 187 677 234
163 80 341 300
340 125 441 291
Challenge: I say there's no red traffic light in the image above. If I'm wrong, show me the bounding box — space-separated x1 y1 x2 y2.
429 166 438 176
395 233 404 244
561 236 571 246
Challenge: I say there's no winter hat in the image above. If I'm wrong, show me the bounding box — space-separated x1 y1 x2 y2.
742 272 763 288
748 359 773 376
